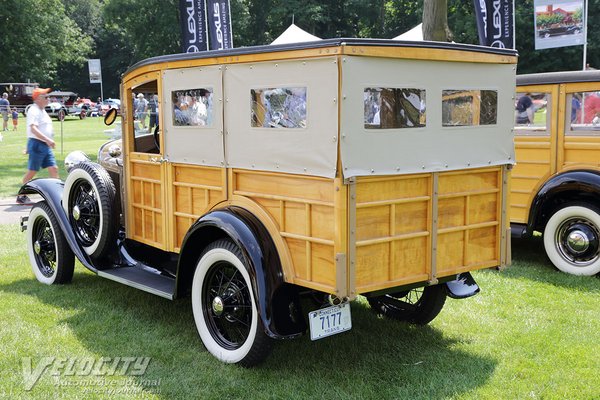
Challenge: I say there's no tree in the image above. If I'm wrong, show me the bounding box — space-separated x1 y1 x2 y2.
422 0 451 41
0 0 92 85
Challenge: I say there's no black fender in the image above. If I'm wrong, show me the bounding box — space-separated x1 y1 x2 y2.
175 206 306 340
527 170 600 234
19 178 97 273
445 272 480 299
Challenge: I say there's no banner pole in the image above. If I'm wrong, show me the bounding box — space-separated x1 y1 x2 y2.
583 0 589 70
512 0 516 49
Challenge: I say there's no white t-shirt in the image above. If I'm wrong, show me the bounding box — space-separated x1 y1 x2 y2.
27 105 53 140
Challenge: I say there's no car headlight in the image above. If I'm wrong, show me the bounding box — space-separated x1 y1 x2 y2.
64 151 91 172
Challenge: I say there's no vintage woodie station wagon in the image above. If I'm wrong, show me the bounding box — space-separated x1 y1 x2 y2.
512 70 600 276
20 39 517 366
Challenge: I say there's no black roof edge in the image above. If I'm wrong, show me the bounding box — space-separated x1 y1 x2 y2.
518 70 600 86
125 38 518 77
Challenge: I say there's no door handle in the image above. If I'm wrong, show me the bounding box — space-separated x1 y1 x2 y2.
149 157 168 164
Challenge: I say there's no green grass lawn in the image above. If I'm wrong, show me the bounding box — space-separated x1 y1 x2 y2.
0 223 598 399
0 116 111 198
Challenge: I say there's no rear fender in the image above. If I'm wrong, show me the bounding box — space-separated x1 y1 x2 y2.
19 179 97 273
176 207 306 340
445 273 480 299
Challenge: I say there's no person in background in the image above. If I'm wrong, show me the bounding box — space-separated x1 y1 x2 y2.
135 93 148 129
16 88 58 205
515 93 534 125
148 94 159 131
583 92 600 124
0 92 10 131
12 107 18 131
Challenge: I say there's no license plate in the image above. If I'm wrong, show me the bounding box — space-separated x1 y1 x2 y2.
308 303 352 341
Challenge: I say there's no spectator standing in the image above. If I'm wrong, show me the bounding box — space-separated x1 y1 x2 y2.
16 88 58 204
135 93 148 129
148 94 159 131
12 107 18 131
0 92 10 131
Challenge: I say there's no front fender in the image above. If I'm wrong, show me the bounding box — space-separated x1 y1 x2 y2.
176 207 305 340
19 179 97 273
528 170 600 232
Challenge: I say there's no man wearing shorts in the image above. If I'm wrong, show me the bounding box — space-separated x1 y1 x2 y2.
0 92 10 131
16 88 58 204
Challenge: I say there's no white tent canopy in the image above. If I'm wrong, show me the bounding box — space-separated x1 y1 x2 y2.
271 24 321 45
393 23 423 41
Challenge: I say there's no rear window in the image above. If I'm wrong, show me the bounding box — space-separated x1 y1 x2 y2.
363 88 426 129
251 87 307 129
442 90 497 127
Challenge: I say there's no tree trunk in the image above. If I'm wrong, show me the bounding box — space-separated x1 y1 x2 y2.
422 0 452 42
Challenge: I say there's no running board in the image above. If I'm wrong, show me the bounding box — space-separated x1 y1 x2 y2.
98 265 175 300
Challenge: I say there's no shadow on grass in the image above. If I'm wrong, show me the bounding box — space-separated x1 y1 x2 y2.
1 273 497 399
507 236 600 291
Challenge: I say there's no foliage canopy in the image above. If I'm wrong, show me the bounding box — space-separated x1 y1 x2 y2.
0 0 598 98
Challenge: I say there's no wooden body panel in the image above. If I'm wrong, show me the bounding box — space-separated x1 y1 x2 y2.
511 84 558 224
170 164 227 251
128 154 166 249
354 167 504 294
230 169 338 293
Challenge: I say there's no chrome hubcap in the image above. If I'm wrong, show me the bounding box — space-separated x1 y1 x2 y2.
72 205 81 221
34 240 41 255
212 296 224 316
566 230 589 254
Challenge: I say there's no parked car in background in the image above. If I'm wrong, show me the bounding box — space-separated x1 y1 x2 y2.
99 98 121 115
512 70 600 276
1 82 39 114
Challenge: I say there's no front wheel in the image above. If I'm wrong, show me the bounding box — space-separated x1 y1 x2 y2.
62 162 118 260
367 284 447 325
27 202 74 284
543 204 600 275
191 239 273 366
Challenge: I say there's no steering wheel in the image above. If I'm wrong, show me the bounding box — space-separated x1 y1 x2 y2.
153 125 160 152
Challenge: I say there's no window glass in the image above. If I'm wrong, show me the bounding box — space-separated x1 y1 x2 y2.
364 88 426 129
251 87 307 128
514 92 549 135
131 82 159 153
442 90 498 127
171 88 213 127
568 91 600 134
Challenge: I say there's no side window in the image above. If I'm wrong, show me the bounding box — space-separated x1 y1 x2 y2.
251 87 307 128
131 81 159 153
442 90 498 127
568 91 600 134
363 88 426 129
171 88 213 127
514 92 550 136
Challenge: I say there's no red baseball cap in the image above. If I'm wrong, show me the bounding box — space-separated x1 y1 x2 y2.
32 88 51 100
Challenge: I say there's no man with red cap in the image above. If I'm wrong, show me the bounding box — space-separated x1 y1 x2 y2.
16 88 58 204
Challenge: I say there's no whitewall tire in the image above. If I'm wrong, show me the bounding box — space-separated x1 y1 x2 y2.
27 202 74 284
543 205 600 276
62 162 118 260
191 239 272 366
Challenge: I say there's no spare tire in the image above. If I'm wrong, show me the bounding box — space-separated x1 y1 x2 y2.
63 162 119 260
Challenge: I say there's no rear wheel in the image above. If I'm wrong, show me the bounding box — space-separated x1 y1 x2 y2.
27 202 74 284
367 285 447 325
191 239 272 366
63 162 118 260
543 204 600 275
57 109 65 121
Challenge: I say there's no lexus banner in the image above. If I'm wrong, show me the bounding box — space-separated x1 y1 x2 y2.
207 0 233 50
473 0 515 49
179 0 208 53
